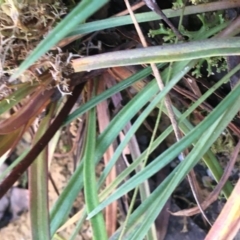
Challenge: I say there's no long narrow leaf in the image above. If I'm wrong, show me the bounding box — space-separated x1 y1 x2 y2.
29 104 57 240
64 63 165 126
66 1 239 38
50 78 160 234
72 38 240 72
129 95 240 239
88 82 240 219
84 104 107 240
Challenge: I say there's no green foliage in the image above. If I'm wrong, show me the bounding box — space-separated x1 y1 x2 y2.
149 13 225 42
192 56 227 78
172 0 184 10
211 130 235 155
149 13 228 77
1 1 240 239
148 23 176 43
190 0 210 4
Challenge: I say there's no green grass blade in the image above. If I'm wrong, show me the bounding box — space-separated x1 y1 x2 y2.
84 103 107 240
64 63 165 126
171 106 233 197
101 60 239 199
67 1 237 37
87 82 240 219
51 59 194 232
50 78 160 234
130 119 222 239
73 38 240 72
127 96 240 239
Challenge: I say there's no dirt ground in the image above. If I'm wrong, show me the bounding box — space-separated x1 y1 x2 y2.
0 153 93 240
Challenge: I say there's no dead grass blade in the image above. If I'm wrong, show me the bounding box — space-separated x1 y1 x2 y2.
0 128 22 156
97 75 117 237
0 83 86 198
205 179 240 240
0 87 54 134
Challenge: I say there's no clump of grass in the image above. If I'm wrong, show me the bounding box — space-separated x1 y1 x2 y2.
0 1 240 239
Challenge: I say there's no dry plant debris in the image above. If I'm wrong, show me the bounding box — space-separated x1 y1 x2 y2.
0 0 74 97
